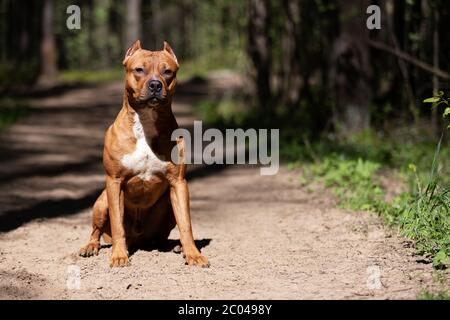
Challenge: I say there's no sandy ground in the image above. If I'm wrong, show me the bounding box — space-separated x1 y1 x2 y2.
0 74 448 299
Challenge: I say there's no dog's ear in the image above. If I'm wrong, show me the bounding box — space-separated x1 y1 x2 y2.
163 41 179 67
123 40 141 66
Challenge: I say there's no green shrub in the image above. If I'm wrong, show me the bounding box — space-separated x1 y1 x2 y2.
303 139 450 268
197 94 450 268
419 289 450 300
58 68 123 85
307 155 382 211
195 98 252 128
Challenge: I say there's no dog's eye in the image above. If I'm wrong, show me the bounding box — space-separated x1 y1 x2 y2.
134 67 144 74
163 69 173 77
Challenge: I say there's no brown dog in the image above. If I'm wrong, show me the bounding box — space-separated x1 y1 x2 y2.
79 40 209 268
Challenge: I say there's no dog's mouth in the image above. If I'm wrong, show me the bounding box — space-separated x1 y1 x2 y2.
149 96 160 103
139 94 166 105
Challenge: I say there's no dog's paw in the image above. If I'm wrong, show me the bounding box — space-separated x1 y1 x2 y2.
109 248 129 267
79 242 100 257
185 254 210 268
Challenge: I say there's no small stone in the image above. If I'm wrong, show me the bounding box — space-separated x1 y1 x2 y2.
173 245 182 254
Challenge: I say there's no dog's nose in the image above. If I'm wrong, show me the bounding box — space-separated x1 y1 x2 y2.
149 80 162 93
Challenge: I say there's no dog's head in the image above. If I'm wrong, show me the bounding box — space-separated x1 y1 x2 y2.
123 40 179 108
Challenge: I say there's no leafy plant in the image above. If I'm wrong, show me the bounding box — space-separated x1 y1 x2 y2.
198 93 450 269
423 91 450 129
418 289 450 300
307 155 383 211
194 97 253 128
300 132 449 269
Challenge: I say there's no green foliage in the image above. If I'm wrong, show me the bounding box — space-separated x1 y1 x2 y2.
179 47 247 81
197 90 450 268
57 68 123 85
397 184 450 268
55 0 124 70
197 93 449 267
195 97 251 127
433 251 450 269
307 155 382 211
444 108 450 118
186 1 247 58
401 137 450 267
281 129 450 186
0 62 39 88
418 289 450 300
289 131 450 268
423 91 450 129
423 97 440 103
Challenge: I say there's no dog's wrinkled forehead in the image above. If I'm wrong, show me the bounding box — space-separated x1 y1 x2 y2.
127 51 178 71
123 40 179 71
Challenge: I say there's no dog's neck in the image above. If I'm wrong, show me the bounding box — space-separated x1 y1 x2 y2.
123 96 175 156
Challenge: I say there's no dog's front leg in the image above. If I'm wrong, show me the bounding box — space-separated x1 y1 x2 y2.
169 178 209 267
106 176 129 267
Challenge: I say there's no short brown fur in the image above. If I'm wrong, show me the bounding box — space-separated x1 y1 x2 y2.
79 40 209 268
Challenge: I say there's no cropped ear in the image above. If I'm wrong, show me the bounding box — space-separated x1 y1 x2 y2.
163 41 179 66
123 40 141 66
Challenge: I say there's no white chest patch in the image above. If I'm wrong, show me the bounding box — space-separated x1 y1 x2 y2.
121 113 169 181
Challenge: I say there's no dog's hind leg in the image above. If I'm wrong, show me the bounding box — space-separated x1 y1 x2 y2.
79 189 110 257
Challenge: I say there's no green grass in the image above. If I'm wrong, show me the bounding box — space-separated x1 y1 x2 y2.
195 98 251 127
58 68 124 85
302 149 449 268
195 96 450 269
282 130 449 184
178 47 247 82
305 155 383 211
1 49 245 132
0 98 29 132
291 129 450 268
419 289 450 300
58 47 247 85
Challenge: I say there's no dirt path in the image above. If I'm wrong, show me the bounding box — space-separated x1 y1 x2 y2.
0 75 446 299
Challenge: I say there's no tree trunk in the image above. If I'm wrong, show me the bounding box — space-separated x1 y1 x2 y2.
247 0 272 111
386 0 419 122
93 0 111 68
37 0 57 86
179 0 193 58
330 0 371 134
125 0 142 47
282 0 302 107
151 0 161 49
432 8 439 135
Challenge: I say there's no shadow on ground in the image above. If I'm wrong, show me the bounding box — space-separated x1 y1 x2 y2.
0 75 241 232
128 238 212 256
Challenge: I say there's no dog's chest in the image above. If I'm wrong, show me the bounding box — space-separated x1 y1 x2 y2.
121 113 169 181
